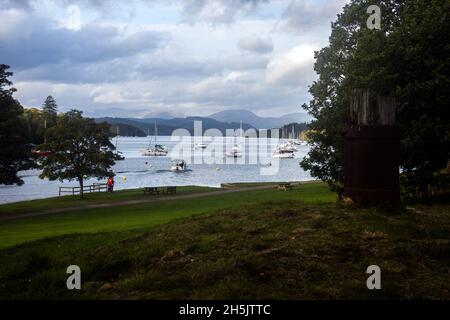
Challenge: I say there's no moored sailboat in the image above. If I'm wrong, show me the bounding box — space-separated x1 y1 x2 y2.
141 122 168 157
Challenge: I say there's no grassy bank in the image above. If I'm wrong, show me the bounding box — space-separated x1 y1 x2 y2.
0 182 448 299
0 185 219 217
0 182 334 248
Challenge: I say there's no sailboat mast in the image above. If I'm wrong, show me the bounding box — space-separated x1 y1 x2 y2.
115 126 119 149
240 121 243 141
154 121 157 145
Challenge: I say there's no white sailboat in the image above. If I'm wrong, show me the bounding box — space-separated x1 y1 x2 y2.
273 143 295 158
273 127 296 158
141 122 168 157
226 121 243 158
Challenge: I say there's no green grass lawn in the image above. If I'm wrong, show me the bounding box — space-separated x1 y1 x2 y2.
0 185 219 217
0 182 335 249
0 181 449 299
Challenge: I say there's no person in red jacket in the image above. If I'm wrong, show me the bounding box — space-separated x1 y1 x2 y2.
107 176 115 193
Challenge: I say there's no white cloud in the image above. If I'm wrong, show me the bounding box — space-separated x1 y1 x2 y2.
0 8 29 40
265 44 318 87
237 35 273 54
281 0 348 33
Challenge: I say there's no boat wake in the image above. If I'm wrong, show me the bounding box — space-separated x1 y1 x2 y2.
155 169 193 173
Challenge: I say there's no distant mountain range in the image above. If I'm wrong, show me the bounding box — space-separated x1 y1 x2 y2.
95 116 256 136
95 109 312 137
209 109 312 129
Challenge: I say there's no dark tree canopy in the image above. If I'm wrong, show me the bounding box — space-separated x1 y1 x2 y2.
300 0 450 198
39 110 122 198
0 64 32 186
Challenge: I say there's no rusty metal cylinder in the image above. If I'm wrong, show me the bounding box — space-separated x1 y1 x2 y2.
343 89 401 204
344 125 400 204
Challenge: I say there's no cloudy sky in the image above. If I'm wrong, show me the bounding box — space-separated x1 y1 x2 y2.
0 0 348 118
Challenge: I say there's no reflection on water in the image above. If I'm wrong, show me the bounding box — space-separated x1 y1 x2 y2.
0 136 312 204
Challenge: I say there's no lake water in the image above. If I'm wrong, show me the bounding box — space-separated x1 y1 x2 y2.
0 136 312 204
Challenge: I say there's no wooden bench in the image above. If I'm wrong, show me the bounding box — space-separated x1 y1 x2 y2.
277 183 293 191
143 187 160 195
166 186 177 195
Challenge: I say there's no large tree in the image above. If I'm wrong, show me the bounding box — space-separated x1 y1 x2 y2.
42 96 58 129
0 64 32 185
39 110 121 198
300 0 450 198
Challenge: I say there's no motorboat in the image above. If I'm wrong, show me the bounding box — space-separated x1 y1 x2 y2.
171 159 187 172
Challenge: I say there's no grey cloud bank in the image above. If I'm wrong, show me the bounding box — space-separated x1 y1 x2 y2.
1 0 348 117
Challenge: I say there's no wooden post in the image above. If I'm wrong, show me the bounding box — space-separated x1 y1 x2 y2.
343 89 400 204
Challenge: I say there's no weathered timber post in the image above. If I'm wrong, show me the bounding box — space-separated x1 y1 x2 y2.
343 89 400 204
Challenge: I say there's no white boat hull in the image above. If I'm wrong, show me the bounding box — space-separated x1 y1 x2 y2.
273 152 294 159
171 166 186 172
141 150 168 157
226 151 243 158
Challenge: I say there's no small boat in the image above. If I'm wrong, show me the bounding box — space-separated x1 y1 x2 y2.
273 152 294 159
226 145 243 158
226 121 244 158
32 149 51 157
141 144 168 156
195 142 208 149
141 122 168 157
293 139 307 146
171 159 187 172
287 141 298 151
277 142 297 152
273 142 295 159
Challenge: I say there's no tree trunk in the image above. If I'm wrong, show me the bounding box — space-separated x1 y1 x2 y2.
79 177 84 199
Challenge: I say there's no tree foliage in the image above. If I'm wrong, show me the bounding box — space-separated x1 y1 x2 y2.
39 110 121 198
0 64 32 186
42 96 58 129
300 0 450 198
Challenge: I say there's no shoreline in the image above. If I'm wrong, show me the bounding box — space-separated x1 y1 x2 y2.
0 178 316 206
